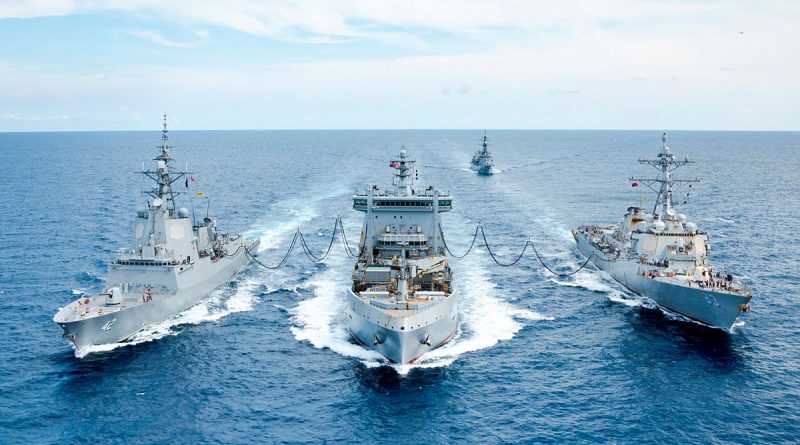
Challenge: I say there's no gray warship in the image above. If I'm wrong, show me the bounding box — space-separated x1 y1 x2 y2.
54 116 259 355
346 148 458 364
573 133 752 330
470 132 494 175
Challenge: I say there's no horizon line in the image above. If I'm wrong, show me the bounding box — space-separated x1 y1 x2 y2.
1 127 798 134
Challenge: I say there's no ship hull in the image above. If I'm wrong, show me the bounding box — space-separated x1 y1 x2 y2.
574 234 749 330
345 288 458 364
470 163 493 175
55 240 258 355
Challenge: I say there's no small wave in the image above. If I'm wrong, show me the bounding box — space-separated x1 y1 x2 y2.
415 254 553 370
74 278 260 358
289 263 385 363
75 270 103 285
716 217 736 223
246 186 349 254
730 320 746 333
550 269 652 308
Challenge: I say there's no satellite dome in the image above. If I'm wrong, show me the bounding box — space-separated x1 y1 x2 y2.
177 208 190 218
136 207 147 218
635 222 648 232
685 222 698 234
678 213 687 222
651 220 666 233
645 213 654 223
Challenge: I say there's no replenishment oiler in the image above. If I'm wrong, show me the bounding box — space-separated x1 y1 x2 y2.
54 116 259 355
346 147 457 364
572 133 752 330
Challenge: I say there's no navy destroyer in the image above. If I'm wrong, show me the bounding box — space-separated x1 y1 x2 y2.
573 133 751 330
54 116 259 355
347 148 457 364
470 132 494 175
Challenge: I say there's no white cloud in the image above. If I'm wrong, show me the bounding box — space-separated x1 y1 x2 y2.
131 29 206 48
1 1 798 130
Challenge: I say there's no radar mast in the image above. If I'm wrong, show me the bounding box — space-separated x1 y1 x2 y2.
140 114 189 212
630 132 699 219
390 146 417 196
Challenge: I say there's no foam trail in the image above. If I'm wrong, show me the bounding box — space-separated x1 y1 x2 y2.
288 245 385 363
413 249 553 371
246 186 348 253
549 268 651 307
74 278 262 358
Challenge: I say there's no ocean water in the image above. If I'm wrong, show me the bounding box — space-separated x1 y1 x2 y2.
0 130 798 444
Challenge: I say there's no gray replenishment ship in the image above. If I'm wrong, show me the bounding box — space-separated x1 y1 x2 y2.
573 133 752 330
54 116 259 354
346 148 457 364
470 132 494 175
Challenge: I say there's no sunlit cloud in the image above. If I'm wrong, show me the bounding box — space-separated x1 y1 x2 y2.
0 1 798 130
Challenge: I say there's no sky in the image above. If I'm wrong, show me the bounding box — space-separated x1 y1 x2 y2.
0 0 799 131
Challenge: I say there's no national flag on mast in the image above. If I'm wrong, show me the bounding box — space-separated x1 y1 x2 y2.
632 181 639 187
389 162 397 168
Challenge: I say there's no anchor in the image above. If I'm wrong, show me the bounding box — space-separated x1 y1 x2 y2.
372 333 383 345
421 334 431 346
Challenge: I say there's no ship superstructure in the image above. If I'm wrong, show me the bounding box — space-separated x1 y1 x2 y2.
54 116 259 354
572 133 752 330
471 132 494 175
346 147 458 363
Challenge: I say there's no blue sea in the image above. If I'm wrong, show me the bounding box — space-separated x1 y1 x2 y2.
0 130 798 444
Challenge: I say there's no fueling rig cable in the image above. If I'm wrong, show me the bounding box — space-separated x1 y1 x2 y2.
337 216 360 258
478 225 531 267
245 217 594 276
245 231 299 270
297 216 339 262
440 223 479 258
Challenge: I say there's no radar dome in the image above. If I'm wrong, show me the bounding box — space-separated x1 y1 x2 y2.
685 222 698 234
177 208 190 218
651 220 666 233
678 213 687 222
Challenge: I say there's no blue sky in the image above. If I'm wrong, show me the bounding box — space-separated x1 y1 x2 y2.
1 0 798 131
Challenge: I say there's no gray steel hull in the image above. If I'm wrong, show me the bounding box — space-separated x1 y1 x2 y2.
471 163 493 175
56 242 256 355
575 235 749 330
345 289 458 364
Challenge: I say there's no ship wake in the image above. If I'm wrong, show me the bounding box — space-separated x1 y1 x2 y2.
288 245 553 375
